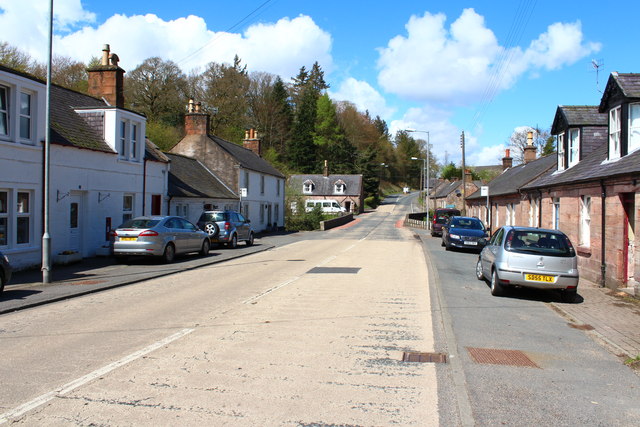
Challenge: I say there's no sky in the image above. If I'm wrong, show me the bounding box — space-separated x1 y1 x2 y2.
2 0 639 167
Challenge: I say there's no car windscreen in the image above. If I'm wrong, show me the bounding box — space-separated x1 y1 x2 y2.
505 230 575 257
199 212 225 222
450 218 484 230
120 219 160 229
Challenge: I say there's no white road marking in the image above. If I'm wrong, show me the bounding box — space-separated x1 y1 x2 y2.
0 328 195 425
243 276 301 304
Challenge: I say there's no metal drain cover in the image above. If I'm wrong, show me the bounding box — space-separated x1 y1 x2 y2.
307 267 360 274
402 351 448 363
466 347 539 368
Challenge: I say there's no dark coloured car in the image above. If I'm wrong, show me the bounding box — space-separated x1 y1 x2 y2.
476 226 579 302
431 208 460 236
0 249 12 293
441 216 488 252
197 210 254 248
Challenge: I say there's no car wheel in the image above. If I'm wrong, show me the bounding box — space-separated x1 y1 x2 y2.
245 232 254 247
490 269 504 296
200 239 210 256
561 289 578 303
227 234 238 249
475 258 485 281
162 243 176 263
0 275 4 294
203 222 219 238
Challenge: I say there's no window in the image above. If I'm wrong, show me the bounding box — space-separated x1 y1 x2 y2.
130 123 138 160
244 171 250 189
123 194 134 223
119 121 127 158
260 175 265 195
0 191 7 246
579 196 591 247
276 180 280 196
20 92 31 140
629 103 640 153
260 203 265 224
568 128 579 167
1 86 9 136
553 197 560 230
303 180 314 194
609 106 621 159
557 133 565 171
529 197 540 227
16 192 30 244
334 181 346 194
274 203 279 224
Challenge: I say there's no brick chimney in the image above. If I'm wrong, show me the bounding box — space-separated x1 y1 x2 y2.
242 128 261 156
502 148 513 170
323 160 329 177
523 131 537 163
87 44 125 108
184 99 209 136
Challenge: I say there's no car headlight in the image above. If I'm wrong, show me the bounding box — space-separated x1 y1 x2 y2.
450 234 460 239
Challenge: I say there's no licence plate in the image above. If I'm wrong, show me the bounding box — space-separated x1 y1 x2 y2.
119 237 137 241
525 274 555 283
463 241 478 246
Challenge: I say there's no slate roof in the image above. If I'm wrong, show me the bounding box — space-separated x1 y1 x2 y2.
551 105 607 134
289 174 363 196
522 144 640 190
467 154 556 200
208 134 285 178
145 139 170 163
166 153 237 199
599 73 640 112
433 180 461 198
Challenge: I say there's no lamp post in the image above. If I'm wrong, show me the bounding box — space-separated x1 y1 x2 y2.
407 129 430 225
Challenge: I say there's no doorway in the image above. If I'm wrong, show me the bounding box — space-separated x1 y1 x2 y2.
622 193 636 284
69 193 83 254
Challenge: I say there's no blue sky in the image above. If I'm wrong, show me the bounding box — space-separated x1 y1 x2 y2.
2 0 638 166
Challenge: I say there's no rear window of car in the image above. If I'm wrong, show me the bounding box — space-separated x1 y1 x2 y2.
450 218 484 230
120 219 160 229
505 230 575 257
199 212 226 222
434 210 460 224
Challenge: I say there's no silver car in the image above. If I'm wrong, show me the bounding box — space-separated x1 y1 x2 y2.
475 226 579 302
0 249 12 293
113 216 210 263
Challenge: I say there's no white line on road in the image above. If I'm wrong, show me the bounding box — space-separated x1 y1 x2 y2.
0 328 195 425
243 276 301 304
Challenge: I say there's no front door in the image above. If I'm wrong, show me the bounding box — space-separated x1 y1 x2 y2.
622 193 636 283
69 193 82 254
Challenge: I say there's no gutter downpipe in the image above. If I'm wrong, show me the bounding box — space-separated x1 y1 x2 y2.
600 180 606 288
142 158 147 215
538 189 543 228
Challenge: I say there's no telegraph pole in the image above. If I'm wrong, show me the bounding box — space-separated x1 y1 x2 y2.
460 131 466 216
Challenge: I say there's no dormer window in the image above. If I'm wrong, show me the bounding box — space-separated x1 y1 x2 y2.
609 106 621 160
630 103 640 153
568 128 579 168
334 180 346 194
303 180 315 194
557 133 565 171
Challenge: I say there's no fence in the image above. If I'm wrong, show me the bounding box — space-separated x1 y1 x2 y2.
403 212 429 229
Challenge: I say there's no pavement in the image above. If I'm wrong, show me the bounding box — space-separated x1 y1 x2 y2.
2 230 640 366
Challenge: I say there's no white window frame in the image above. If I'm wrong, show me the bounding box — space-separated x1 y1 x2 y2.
609 106 621 159
276 179 280 197
19 91 32 141
123 194 134 223
260 175 265 195
260 203 265 224
557 133 565 171
303 181 314 194
130 123 138 160
579 195 591 247
0 85 8 138
334 182 346 194
0 190 8 247
553 197 560 230
119 120 128 159
16 191 31 245
629 103 640 153
568 128 580 167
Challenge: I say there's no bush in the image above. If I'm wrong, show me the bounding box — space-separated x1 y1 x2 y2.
285 206 325 231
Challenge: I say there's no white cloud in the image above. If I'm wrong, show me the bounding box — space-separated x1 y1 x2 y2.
330 78 395 119
1 2 332 79
377 8 600 104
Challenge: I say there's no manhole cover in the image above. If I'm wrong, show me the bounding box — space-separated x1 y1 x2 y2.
307 267 360 274
466 347 539 368
402 351 448 363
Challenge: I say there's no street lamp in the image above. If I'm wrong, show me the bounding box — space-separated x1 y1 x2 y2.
407 129 430 224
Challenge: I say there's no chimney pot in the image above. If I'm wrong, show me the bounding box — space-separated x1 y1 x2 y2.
242 128 262 157
101 44 110 66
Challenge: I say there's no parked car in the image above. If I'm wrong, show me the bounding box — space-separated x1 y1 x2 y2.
431 208 460 236
441 216 488 252
475 226 579 302
113 216 210 263
196 210 254 248
0 249 12 293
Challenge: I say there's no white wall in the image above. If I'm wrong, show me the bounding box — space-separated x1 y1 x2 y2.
241 170 285 231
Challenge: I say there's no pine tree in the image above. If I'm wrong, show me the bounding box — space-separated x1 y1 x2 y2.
287 86 317 173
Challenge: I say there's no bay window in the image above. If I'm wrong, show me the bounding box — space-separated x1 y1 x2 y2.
629 103 640 153
568 128 579 167
609 106 621 159
557 133 565 171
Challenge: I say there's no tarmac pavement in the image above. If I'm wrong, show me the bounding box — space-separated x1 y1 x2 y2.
2 229 640 368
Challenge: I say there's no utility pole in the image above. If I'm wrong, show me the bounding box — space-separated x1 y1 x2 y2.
460 131 466 216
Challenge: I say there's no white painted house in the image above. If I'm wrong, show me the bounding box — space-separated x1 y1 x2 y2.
0 45 168 270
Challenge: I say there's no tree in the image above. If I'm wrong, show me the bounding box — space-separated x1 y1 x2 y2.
314 94 356 173
287 86 317 173
0 42 32 72
541 135 556 156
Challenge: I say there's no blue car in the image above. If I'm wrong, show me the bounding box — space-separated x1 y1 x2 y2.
441 216 488 252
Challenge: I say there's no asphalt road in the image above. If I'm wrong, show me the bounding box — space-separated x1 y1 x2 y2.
423 231 640 426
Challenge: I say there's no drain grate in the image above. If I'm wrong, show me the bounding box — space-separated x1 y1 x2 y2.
402 351 448 363
307 267 360 274
466 347 539 368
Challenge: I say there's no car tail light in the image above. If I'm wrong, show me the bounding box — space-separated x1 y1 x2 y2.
110 231 118 238
139 230 159 237
224 222 231 231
